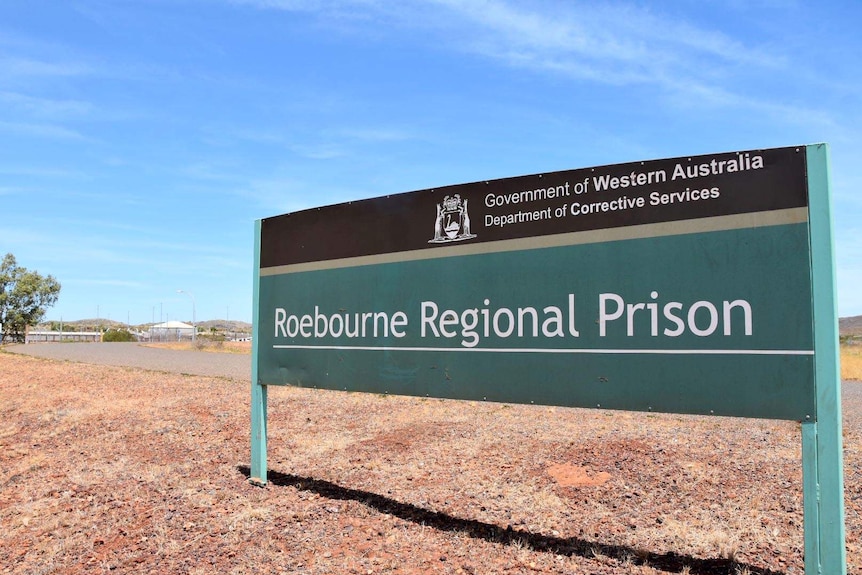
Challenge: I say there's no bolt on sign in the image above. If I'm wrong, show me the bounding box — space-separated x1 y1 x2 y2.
251 144 845 573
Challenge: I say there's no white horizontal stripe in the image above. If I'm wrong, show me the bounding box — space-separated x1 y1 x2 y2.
260 208 809 276
272 344 814 356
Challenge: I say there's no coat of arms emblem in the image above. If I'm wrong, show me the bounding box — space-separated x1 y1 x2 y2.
429 194 477 243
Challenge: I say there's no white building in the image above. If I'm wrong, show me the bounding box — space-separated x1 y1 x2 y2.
148 320 196 342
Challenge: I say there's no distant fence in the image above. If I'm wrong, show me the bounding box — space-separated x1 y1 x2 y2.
25 331 103 343
145 328 193 342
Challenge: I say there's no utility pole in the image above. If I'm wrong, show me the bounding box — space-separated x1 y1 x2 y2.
177 290 196 342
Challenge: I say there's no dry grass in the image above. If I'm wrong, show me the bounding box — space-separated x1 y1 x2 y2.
842 344 862 380
141 340 251 354
2 351 861 574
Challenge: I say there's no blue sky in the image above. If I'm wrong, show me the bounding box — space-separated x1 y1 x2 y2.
1 0 860 324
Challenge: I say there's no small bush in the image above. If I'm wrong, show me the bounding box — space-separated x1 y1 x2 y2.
200 333 226 343
102 329 136 343
193 337 224 351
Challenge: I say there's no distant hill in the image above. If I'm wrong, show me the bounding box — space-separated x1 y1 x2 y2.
38 318 127 331
196 319 252 333
840 315 862 337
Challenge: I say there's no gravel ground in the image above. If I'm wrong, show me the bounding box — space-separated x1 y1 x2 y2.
2 344 861 574
5 342 251 380
845 380 862 419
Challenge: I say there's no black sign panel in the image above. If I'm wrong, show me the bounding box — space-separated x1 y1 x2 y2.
260 146 807 268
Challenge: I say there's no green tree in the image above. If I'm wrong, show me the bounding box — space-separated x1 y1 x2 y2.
102 329 135 342
0 253 61 343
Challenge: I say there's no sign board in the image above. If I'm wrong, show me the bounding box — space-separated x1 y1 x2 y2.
256 145 814 418
250 144 844 573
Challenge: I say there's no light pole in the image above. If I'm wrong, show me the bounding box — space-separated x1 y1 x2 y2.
177 290 196 342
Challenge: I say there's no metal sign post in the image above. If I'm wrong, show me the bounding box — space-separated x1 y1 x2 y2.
803 144 845 573
250 219 267 487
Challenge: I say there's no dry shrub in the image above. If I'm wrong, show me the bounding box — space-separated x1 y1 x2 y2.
144 339 241 354
842 344 862 381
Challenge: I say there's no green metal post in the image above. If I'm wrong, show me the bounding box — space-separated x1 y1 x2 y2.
803 143 845 573
802 421 821 574
250 219 268 486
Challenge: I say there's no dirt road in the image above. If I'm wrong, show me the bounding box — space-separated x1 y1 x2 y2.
5 342 251 380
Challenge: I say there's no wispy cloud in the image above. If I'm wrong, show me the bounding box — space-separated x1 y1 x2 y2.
659 79 842 134
0 120 89 141
66 278 150 289
338 127 414 142
0 91 93 117
0 165 90 179
232 174 371 214
228 0 386 18
425 1 786 91
182 162 244 182
290 143 346 160
233 176 313 213
233 0 784 79
0 55 93 78
20 215 167 237
0 221 245 284
230 0 826 120
229 128 287 144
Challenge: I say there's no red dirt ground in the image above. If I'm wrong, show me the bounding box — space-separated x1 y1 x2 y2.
2 351 861 574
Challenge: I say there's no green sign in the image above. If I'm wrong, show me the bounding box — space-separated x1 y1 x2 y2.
250 144 844 573
256 145 815 418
